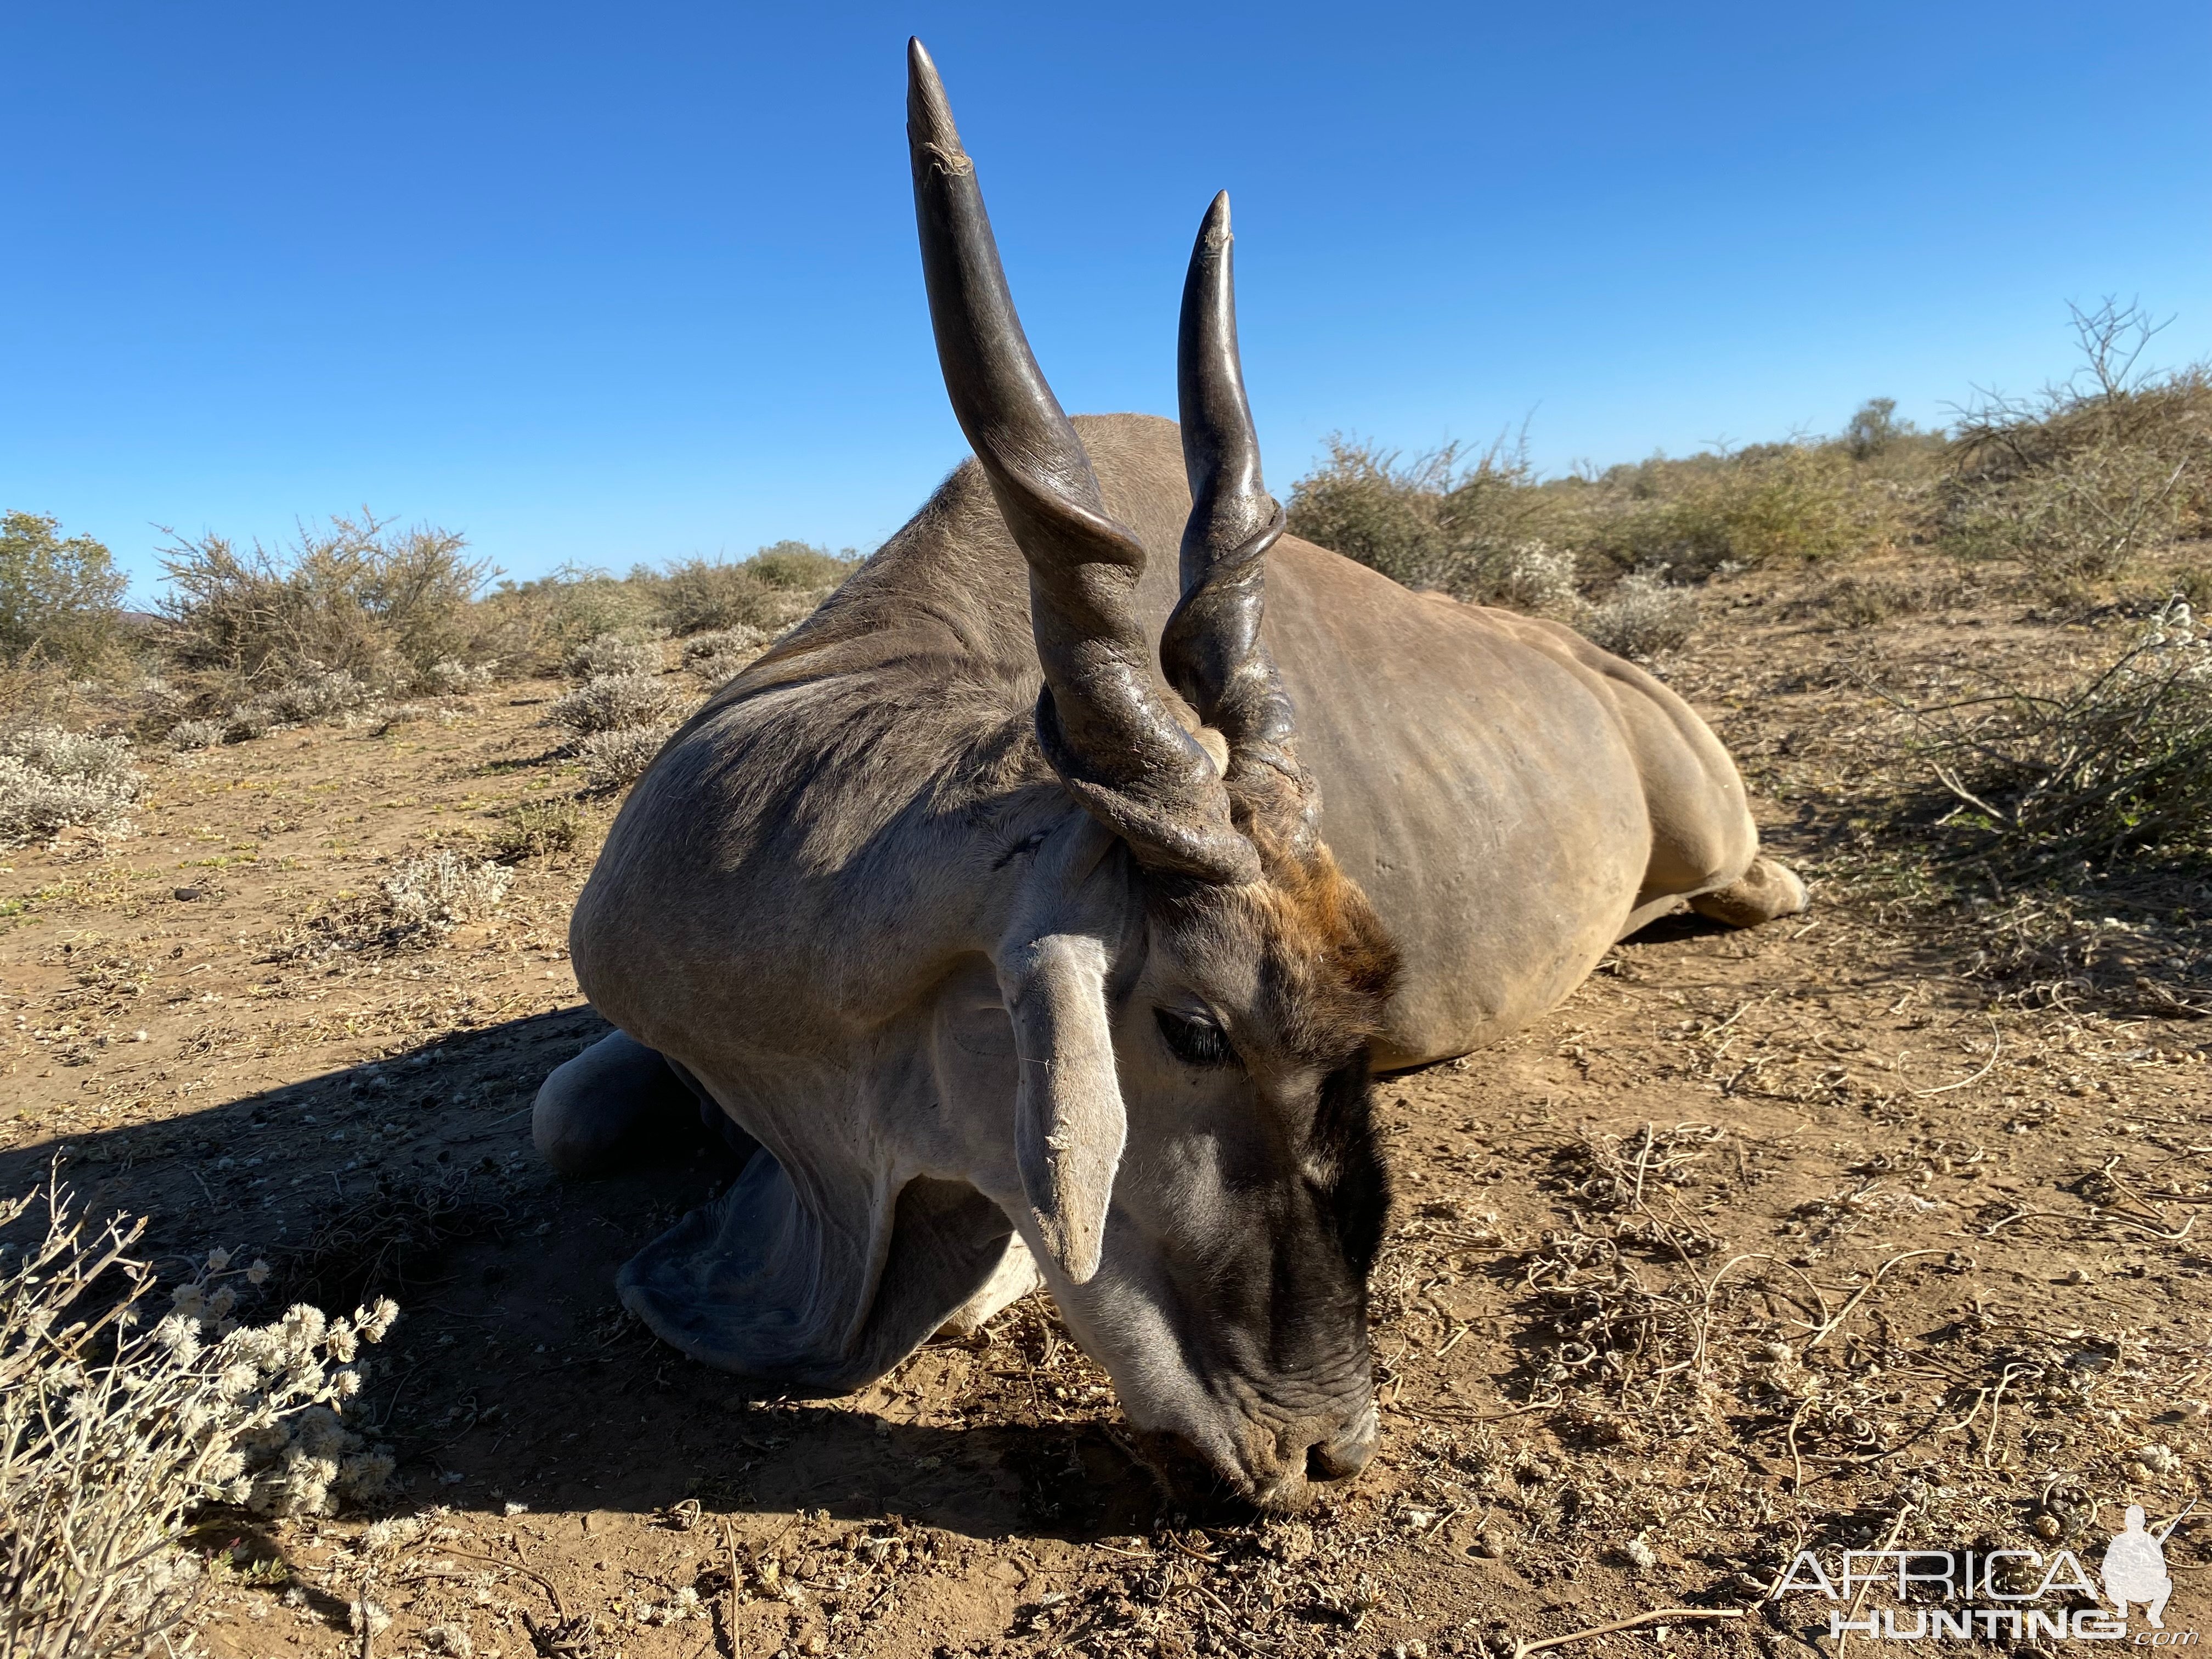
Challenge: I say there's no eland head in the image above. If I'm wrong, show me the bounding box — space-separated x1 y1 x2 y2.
907 39 1399 1504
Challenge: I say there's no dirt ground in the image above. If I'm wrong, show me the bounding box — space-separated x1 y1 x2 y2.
4 562 2209 1659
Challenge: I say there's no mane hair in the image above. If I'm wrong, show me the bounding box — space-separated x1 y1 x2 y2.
1249 833 1401 1066
1151 828 1400 1069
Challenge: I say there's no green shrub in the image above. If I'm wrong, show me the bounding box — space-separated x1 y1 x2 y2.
1289 416 1912 603
0 512 127 673
1940 443 2191 581
746 540 859 591
652 545 854 637
1286 435 1568 599
474 564 662 674
1939 301 2212 583
1589 444 1870 573
496 544 856 651
1285 438 1454 588
640 557 775 636
1843 397 1920 461
488 798 586 863
157 512 493 692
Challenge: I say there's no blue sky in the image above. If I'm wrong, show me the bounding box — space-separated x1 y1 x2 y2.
5 3 2208 600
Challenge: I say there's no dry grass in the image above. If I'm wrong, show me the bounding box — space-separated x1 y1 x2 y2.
1900 597 2212 878
487 799 587 865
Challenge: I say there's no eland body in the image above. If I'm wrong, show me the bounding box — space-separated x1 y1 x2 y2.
535 41 1805 1509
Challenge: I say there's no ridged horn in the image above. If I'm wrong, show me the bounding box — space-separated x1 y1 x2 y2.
1160 191 1318 853
906 40 1257 885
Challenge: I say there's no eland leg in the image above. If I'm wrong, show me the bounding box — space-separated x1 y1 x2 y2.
618 1161 1024 1392
533 1030 746 1176
1593 654 1809 934
934 1237 1042 1337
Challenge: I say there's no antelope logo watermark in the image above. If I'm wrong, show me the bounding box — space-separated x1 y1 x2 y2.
2106 1506 2177 1631
1774 1501 2196 1644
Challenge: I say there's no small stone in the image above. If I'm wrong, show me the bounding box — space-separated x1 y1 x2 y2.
173 886 202 901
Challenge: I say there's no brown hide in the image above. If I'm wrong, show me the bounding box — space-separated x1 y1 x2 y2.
592 411 1753 1074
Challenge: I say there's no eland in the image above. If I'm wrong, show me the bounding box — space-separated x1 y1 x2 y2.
533 40 1807 1510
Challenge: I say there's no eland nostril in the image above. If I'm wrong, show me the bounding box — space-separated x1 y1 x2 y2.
1305 1404 1380 1483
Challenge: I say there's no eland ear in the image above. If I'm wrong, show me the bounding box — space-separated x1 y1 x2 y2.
996 930 1126 1284
993 815 1131 1284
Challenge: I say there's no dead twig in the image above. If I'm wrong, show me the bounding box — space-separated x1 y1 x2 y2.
1908 1015 2001 1097
437 1547 567 1621
1805 1250 1948 1351
723 1518 743 1659
1513 1607 1746 1659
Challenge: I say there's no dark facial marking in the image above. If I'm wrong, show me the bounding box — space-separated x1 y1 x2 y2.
1309 1053 1390 1277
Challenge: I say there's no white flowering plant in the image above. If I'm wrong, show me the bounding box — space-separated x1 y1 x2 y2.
1581 568 1699 662
380 850 513 936
560 631 662 682
575 725 672 792
548 671 678 736
0 1180 398 1659
0 727 143 849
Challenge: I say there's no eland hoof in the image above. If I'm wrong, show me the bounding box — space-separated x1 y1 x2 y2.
1689 855 1809 928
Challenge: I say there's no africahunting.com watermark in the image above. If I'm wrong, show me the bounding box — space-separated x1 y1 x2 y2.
1776 1504 2197 1644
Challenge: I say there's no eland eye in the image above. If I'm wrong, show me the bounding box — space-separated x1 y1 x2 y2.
1155 1007 1235 1069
